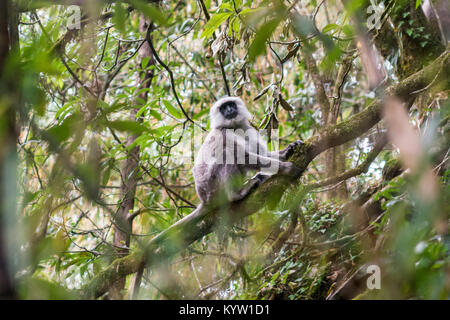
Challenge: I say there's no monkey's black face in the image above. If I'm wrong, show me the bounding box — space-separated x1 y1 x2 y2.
219 101 238 119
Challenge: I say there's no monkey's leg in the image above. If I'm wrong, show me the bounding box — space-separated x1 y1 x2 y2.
225 178 261 202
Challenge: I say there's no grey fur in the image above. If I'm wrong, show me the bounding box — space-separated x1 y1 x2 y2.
192 97 303 206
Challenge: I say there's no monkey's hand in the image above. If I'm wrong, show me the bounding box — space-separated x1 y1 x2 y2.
280 139 303 160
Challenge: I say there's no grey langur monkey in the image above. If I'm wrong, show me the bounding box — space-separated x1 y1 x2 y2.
192 96 303 207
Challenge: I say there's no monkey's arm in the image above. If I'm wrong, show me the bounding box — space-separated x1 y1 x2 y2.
243 149 302 177
268 140 304 161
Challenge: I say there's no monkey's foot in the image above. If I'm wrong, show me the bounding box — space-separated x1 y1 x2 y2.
252 173 270 183
283 139 304 159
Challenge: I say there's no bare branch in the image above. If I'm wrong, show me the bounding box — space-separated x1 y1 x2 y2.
307 133 387 189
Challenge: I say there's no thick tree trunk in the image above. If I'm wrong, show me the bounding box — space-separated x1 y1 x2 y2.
303 46 350 200
326 57 353 200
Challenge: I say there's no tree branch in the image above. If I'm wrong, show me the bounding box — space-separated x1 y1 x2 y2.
145 27 206 131
307 133 387 189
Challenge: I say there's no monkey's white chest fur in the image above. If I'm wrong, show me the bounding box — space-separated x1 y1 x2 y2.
193 127 265 203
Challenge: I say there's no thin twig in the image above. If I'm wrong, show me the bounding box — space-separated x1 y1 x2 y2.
145 26 206 131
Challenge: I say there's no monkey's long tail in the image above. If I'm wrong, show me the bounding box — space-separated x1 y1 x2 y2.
171 202 204 225
130 203 205 297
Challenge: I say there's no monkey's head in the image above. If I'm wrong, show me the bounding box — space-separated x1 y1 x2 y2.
210 97 251 129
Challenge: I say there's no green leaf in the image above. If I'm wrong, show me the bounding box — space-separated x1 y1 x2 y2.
248 19 280 61
163 99 182 119
201 12 233 39
128 0 167 26
113 3 127 33
150 125 176 137
105 120 147 134
342 25 354 37
230 17 240 38
102 165 112 186
135 104 149 119
238 7 262 17
219 2 233 11
150 109 162 120
45 114 81 144
102 101 128 114
322 23 339 33
55 103 73 120
141 57 150 69
343 0 364 14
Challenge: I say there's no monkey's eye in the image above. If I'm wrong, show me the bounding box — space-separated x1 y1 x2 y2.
220 102 238 119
